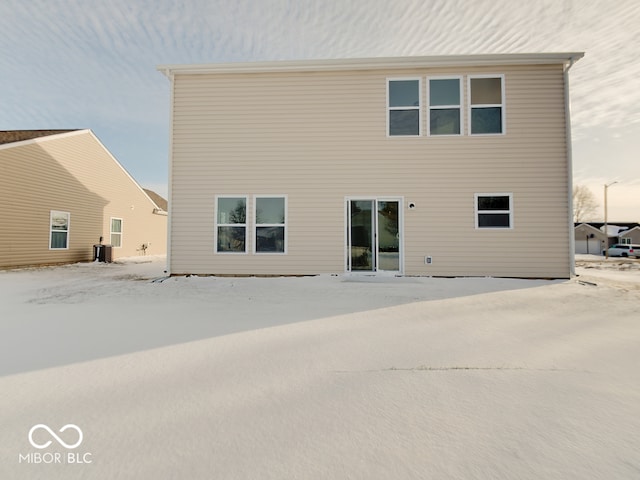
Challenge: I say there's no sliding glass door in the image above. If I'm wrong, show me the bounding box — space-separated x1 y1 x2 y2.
347 199 401 273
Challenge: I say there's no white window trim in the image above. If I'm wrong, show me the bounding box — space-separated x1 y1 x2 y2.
215 195 248 254
427 75 463 137
387 77 422 137
474 193 514 229
253 195 288 255
468 74 506 136
49 210 70 250
110 217 123 248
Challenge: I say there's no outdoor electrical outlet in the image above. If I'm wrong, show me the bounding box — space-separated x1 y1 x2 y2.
425 256 432 264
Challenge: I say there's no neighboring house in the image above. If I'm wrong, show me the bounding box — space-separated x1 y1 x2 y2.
619 226 640 245
574 222 640 254
0 129 167 268
143 188 168 212
158 53 583 278
574 223 606 255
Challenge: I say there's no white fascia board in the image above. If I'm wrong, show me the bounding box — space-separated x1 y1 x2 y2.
157 52 584 77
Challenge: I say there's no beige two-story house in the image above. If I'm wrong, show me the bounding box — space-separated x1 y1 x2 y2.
0 129 167 268
158 53 583 278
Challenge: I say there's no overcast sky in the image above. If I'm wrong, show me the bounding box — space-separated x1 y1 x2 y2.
1 0 638 220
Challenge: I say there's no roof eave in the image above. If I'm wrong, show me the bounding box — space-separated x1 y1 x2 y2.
157 52 585 77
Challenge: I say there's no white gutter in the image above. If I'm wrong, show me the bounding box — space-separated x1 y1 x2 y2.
157 52 585 76
564 53 583 277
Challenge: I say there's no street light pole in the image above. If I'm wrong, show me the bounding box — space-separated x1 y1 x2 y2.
604 181 618 259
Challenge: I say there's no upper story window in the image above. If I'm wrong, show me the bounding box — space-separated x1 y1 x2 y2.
469 75 505 135
428 77 462 136
216 196 247 253
255 196 287 254
475 193 513 229
110 218 123 247
387 78 421 136
50 210 70 249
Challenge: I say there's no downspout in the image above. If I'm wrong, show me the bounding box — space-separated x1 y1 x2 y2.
160 67 175 275
564 56 578 277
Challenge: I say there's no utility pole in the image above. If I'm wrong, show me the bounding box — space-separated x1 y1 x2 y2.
604 181 618 259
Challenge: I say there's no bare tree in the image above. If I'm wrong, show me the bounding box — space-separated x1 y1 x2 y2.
573 185 598 222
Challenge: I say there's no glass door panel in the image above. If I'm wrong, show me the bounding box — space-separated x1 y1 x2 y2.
348 199 401 273
349 200 374 271
377 201 400 271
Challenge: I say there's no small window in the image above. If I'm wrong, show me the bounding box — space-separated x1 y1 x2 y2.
428 77 462 135
475 194 513 229
50 210 70 249
255 196 286 253
469 76 504 135
216 196 247 253
620 238 631 245
110 218 123 247
387 79 421 136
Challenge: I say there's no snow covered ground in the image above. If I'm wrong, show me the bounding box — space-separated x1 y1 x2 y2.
1 255 639 479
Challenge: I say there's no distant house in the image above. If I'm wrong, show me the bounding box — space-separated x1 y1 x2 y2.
619 226 640 245
574 223 605 255
143 188 168 212
0 129 167 268
158 53 583 278
574 222 640 254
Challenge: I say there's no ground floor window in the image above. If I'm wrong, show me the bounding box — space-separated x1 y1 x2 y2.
475 193 513 229
110 218 123 247
216 196 247 253
620 238 631 244
255 196 286 253
50 210 70 249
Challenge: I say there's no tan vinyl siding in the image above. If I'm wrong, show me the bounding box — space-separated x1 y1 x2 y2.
169 64 571 277
0 131 167 268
